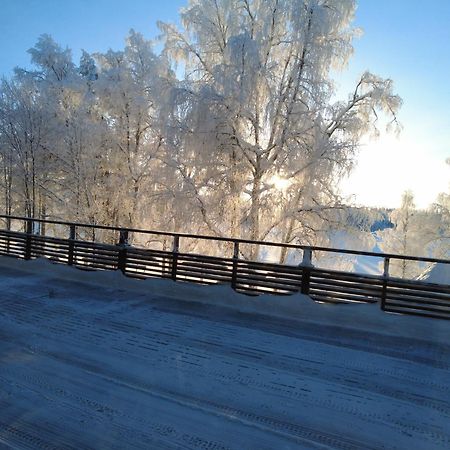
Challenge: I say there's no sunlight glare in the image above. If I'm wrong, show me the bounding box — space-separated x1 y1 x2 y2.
340 133 449 209
270 175 291 191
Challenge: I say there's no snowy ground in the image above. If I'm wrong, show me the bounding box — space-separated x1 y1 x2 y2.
0 258 449 449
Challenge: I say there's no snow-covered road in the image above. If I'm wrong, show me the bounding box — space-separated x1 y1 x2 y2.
0 261 449 449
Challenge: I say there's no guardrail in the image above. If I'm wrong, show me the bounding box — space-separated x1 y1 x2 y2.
0 215 449 320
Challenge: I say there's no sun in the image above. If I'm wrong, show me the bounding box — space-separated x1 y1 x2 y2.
269 175 291 191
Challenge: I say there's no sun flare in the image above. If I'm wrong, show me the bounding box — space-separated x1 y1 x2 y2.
270 175 291 191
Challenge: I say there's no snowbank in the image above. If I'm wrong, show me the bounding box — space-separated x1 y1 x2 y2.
0 255 448 344
417 262 450 285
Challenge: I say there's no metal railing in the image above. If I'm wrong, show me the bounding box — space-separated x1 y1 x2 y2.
0 215 449 320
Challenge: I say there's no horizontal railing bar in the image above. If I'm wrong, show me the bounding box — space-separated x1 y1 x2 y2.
236 271 303 284
309 289 377 303
30 234 70 244
384 307 450 320
310 277 383 290
177 253 237 265
125 267 168 275
72 245 119 256
0 241 26 249
173 261 233 273
175 278 221 286
1 214 449 265
126 247 173 256
386 289 450 301
385 296 450 308
172 270 232 282
73 261 116 269
177 253 235 265
31 242 69 251
72 254 119 264
31 248 68 258
385 302 450 314
73 240 119 251
0 250 24 257
127 255 169 262
311 295 374 304
237 285 293 294
73 259 118 268
0 233 27 242
125 260 168 269
174 266 230 277
309 283 382 297
235 273 301 288
386 279 450 292
127 258 171 267
124 266 169 276
236 262 304 275
310 270 385 284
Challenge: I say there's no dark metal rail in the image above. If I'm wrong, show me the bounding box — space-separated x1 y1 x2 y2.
0 215 448 320
0 213 448 263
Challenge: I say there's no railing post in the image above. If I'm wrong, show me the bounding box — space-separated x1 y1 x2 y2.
300 247 313 295
231 241 239 290
171 235 180 281
381 257 390 311
68 225 76 266
6 217 11 254
24 218 33 260
117 229 129 274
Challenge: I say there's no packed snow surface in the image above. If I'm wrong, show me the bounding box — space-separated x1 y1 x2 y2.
0 257 449 450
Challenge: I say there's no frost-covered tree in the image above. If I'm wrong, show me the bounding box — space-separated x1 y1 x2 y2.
379 158 450 279
160 0 401 259
378 191 420 278
377 191 448 278
92 30 173 229
0 3 409 263
0 32 175 238
0 74 54 220
11 35 101 226
428 158 450 259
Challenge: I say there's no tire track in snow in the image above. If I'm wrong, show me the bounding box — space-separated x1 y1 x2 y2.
0 273 449 449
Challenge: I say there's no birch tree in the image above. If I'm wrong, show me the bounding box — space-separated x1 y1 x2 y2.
160 0 401 259
378 191 449 278
0 75 54 220
93 30 173 229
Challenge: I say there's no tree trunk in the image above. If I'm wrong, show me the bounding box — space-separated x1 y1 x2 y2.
249 161 262 260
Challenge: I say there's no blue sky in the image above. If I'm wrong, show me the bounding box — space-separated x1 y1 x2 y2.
0 0 185 75
1 0 449 208
337 1 450 209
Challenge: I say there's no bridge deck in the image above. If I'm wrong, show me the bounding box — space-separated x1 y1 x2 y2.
0 264 449 449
